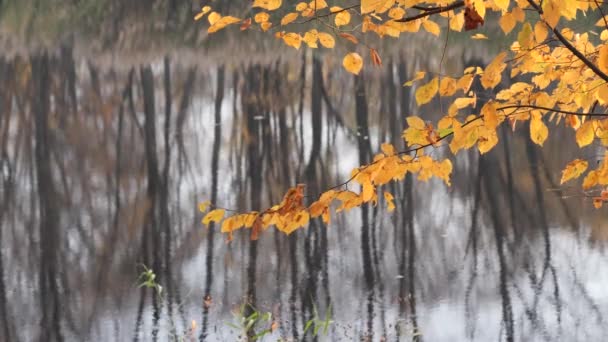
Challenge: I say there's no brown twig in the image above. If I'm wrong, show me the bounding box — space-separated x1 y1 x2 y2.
395 0 464 23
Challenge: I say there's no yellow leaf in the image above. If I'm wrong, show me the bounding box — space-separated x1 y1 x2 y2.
436 159 453 186
318 32 335 48
254 12 270 23
457 74 474 92
471 33 488 39
331 7 351 26
403 71 426 86
301 7 315 17
481 102 499 130
384 192 395 212
361 0 379 14
403 127 429 147
381 142 395 156
221 216 235 233
534 21 548 42
454 96 476 109
296 2 308 11
472 0 486 19
208 12 221 25
208 16 241 33
530 113 548 146
439 77 457 96
361 179 375 202
261 21 273 31
322 208 331 224
599 45 608 75
388 7 405 19
576 120 595 147
499 12 516 34
415 77 439 105
560 159 588 184
281 12 299 25
194 6 212 21
481 52 506 89
303 29 319 48
449 12 464 32
406 116 426 130
517 22 533 49
598 84 608 104
422 20 440 36
477 126 498 154
253 0 282 11
560 0 577 20
494 0 509 12
202 209 225 225
198 201 211 213
309 0 328 10
282 33 302 49
343 53 363 75
542 0 560 28
512 6 525 21
583 170 598 189
194 12 205 21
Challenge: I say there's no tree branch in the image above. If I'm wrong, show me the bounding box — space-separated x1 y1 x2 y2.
526 0 608 83
395 0 464 23
498 104 608 117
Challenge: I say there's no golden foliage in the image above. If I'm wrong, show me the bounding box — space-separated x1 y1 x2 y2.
197 0 608 239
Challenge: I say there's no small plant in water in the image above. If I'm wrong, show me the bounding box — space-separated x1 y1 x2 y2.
303 304 333 337
136 264 163 298
227 303 277 340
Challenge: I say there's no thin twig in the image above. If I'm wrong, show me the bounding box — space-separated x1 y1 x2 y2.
527 0 608 82
396 0 464 23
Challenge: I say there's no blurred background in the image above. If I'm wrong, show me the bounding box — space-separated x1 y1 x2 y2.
0 1 607 341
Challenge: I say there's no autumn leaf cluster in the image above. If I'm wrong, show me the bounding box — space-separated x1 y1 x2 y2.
197 0 608 238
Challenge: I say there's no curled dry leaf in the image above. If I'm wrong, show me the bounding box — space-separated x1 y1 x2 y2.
339 33 359 44
464 6 484 31
370 48 382 67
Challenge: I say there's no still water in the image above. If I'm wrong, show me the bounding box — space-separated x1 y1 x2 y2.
0 2 607 341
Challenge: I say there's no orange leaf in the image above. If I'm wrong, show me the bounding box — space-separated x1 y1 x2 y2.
370 48 382 66
339 33 359 44
240 18 252 30
464 6 484 31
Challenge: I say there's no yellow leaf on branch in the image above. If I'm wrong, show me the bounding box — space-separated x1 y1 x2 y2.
384 192 395 212
208 16 241 33
481 52 506 89
202 209 225 225
530 113 548 146
318 32 335 48
575 120 595 147
560 159 588 184
331 6 351 26
282 32 302 49
281 12 299 26
415 77 439 105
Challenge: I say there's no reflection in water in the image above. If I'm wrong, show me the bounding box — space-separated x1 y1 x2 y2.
1 40 608 342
